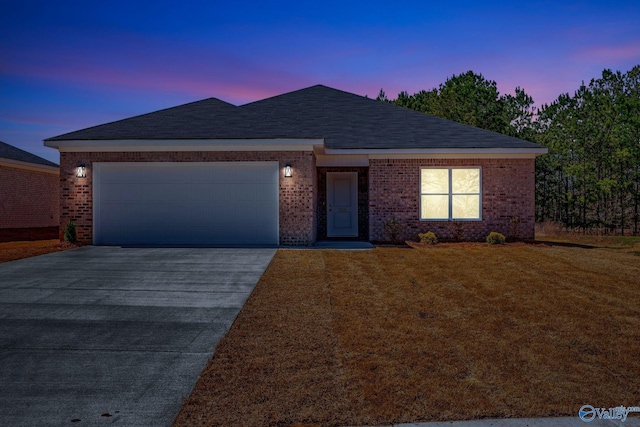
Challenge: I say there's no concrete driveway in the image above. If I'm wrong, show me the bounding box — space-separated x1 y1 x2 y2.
0 246 276 426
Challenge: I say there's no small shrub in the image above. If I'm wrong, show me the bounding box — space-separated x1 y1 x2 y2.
64 219 77 243
418 231 438 245
486 231 506 245
383 218 402 243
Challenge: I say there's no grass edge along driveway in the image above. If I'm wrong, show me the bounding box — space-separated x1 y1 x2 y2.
174 242 640 427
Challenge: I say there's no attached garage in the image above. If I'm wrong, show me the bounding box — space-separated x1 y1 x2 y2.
46 85 546 245
93 162 279 245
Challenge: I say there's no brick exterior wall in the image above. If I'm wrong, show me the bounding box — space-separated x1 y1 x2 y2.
59 151 316 245
59 152 535 245
369 158 536 242
316 167 369 240
0 165 59 229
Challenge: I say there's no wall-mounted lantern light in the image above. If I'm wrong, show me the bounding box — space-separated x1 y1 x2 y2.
76 165 86 178
284 164 292 178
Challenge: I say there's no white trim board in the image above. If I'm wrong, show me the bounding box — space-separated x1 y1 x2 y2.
46 138 323 152
0 159 59 174
315 154 369 167
326 147 548 159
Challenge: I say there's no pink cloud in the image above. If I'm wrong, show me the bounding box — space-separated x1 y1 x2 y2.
1 34 317 105
1 60 310 106
572 43 640 63
3 114 79 128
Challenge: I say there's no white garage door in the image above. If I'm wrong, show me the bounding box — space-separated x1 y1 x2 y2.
93 162 279 245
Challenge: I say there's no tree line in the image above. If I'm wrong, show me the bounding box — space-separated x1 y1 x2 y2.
377 67 640 235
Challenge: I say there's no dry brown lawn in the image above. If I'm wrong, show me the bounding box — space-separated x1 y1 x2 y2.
0 239 77 263
174 241 640 427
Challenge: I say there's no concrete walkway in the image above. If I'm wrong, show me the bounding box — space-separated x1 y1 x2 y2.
0 246 275 426
384 415 640 426
313 240 374 249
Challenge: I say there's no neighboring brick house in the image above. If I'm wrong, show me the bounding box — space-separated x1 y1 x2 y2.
44 85 546 246
0 141 59 238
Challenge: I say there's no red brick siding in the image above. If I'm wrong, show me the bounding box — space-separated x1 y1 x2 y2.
59 152 316 245
0 165 59 229
369 158 536 242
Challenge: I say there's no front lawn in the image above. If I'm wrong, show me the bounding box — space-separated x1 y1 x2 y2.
174 243 640 426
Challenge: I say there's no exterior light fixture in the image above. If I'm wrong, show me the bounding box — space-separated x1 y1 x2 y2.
76 165 86 178
284 164 292 178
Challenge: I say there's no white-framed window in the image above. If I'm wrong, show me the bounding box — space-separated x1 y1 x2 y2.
420 167 481 220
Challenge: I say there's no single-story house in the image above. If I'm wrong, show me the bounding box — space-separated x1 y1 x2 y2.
0 141 60 239
44 85 547 246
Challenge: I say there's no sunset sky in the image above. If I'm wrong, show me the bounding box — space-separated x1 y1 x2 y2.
2 0 639 163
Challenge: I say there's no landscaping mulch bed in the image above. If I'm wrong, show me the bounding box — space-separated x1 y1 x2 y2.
174 243 640 426
0 239 78 263
0 226 58 243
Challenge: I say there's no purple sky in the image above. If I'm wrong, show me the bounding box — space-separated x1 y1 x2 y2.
2 0 639 163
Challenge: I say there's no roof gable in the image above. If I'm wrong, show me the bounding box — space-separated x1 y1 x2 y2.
0 141 58 167
241 85 541 149
46 98 266 141
45 84 544 151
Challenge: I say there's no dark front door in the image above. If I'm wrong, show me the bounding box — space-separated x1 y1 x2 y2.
327 172 358 237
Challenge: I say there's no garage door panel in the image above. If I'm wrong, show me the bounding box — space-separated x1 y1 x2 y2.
232 205 257 225
95 162 279 245
132 184 190 202
100 167 131 183
253 183 279 200
101 202 135 224
122 185 145 202
189 205 213 227
189 168 209 183
239 186 255 201
257 209 278 227
100 184 137 202
189 184 217 201
215 183 240 202
99 185 120 201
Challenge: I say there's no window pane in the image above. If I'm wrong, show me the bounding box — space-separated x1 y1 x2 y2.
421 195 449 219
452 169 480 194
452 195 480 219
421 169 449 194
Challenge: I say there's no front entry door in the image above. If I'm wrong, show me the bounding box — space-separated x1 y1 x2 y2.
327 172 358 237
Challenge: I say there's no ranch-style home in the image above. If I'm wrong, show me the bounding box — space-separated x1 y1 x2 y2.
0 140 59 236
44 85 547 246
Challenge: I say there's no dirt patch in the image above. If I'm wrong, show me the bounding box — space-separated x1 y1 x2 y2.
174 244 640 426
0 239 78 263
0 227 59 243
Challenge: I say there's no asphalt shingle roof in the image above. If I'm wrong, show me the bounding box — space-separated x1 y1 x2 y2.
46 85 543 150
46 98 266 141
0 140 58 167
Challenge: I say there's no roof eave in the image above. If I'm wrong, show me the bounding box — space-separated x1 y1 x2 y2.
0 158 60 173
325 147 548 159
45 138 325 152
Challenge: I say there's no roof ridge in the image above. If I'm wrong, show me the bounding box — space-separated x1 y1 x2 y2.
239 84 361 107
45 97 239 141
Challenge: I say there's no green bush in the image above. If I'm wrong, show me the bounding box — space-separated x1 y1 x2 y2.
486 231 506 245
64 219 77 243
418 231 438 245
